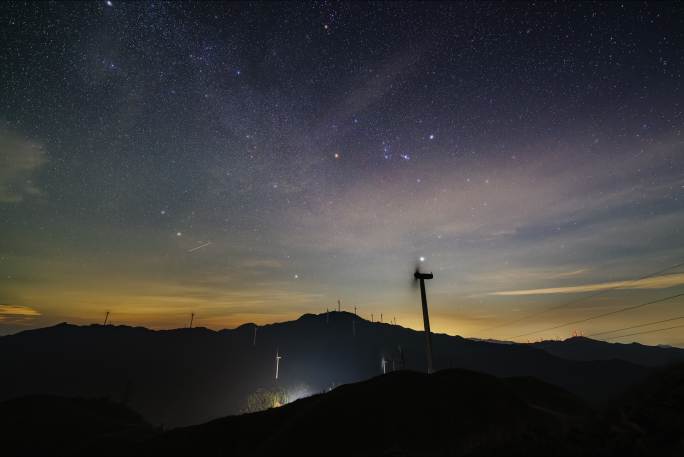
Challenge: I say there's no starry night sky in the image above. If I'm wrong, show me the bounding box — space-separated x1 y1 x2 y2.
1 1 683 345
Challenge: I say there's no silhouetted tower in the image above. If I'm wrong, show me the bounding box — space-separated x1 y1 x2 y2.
103 311 110 326
380 313 383 323
275 349 282 381
338 299 341 312
415 270 435 374
188 312 194 328
371 313 374 322
354 306 357 316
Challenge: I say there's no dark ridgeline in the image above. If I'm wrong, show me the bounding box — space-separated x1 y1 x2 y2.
142 365 684 456
1 312 683 429
2 364 684 456
531 336 684 367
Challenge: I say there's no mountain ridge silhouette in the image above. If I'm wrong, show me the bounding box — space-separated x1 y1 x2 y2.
2 312 681 427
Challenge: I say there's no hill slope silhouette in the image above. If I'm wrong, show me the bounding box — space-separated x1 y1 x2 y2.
0 395 156 456
2 365 683 455
141 368 591 456
1 312 680 427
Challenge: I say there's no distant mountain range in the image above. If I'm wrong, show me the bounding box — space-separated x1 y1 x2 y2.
531 336 684 367
2 312 682 428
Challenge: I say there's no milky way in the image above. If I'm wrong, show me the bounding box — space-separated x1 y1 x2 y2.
1 2 683 345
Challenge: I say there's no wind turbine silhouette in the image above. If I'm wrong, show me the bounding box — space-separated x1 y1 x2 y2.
275 349 282 381
414 264 434 374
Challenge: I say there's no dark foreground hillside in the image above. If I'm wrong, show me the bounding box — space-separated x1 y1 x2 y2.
2 312 676 427
3 365 682 456
141 368 591 456
0 395 157 456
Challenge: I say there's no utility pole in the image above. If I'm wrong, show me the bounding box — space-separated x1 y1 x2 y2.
338 299 341 312
415 271 435 374
189 312 194 329
103 311 110 326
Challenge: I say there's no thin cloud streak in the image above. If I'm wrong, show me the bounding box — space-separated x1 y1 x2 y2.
490 272 684 296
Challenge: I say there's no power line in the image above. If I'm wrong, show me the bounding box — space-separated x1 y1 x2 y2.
481 260 684 333
510 292 684 339
588 316 684 338
606 323 684 340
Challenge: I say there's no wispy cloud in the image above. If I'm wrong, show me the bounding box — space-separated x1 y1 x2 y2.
0 304 41 324
489 272 684 296
0 129 47 203
284 140 684 257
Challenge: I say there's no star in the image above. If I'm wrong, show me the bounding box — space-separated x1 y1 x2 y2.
3 0 682 349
